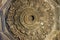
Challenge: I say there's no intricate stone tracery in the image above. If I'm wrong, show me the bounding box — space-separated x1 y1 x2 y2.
5 0 55 40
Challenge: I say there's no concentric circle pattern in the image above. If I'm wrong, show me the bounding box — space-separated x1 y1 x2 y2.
20 8 40 30
5 0 55 40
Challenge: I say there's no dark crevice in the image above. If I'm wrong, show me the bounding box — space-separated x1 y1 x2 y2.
30 15 35 21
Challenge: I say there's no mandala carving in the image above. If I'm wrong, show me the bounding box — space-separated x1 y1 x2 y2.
5 0 56 40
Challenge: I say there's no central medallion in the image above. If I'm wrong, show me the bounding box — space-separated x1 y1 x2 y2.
20 8 40 30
